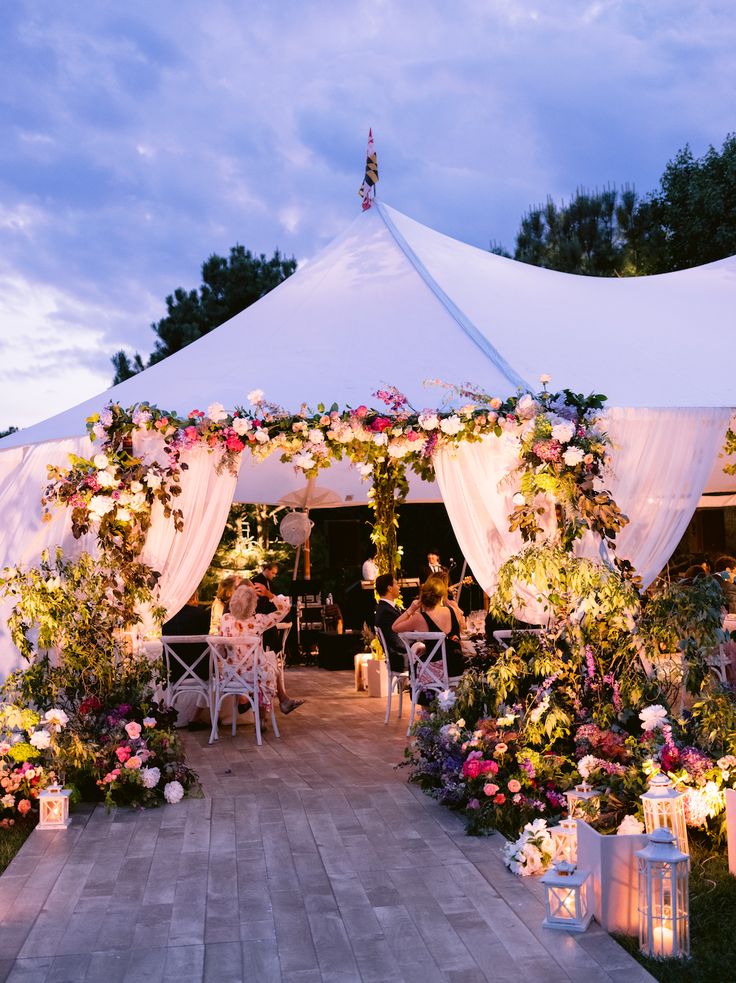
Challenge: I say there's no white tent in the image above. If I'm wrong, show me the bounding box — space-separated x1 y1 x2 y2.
0 200 734 673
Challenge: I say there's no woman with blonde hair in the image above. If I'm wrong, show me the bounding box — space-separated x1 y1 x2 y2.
220 582 303 716
392 574 466 678
209 574 242 633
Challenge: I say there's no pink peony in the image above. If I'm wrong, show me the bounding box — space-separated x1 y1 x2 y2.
508 779 522 793
462 759 483 780
124 722 142 740
483 783 499 797
479 760 499 776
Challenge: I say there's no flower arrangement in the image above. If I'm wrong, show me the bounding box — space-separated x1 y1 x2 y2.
502 818 555 875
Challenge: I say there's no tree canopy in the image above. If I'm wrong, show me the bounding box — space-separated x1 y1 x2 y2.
510 135 736 276
112 246 296 384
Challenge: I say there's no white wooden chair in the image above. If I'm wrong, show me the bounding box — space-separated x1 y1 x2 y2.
374 626 409 724
275 621 292 673
398 631 463 736
208 634 280 746
159 635 213 720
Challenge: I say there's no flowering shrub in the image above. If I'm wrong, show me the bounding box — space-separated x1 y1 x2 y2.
0 704 63 824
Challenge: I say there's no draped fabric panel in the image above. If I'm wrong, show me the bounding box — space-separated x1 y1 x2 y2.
135 433 241 627
434 408 734 610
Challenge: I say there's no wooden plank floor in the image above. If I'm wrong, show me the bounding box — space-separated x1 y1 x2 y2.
0 668 655 982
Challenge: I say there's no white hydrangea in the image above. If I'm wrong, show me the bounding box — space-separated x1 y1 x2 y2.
512 492 525 506
551 422 574 444
144 473 162 490
418 413 439 431
577 754 599 779
29 729 51 750
254 428 270 444
141 766 161 789
437 689 456 711
617 815 645 836
164 780 184 804
639 704 669 732
372 432 388 446
232 417 251 435
439 415 462 436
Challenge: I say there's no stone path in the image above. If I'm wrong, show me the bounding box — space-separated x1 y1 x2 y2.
0 668 654 982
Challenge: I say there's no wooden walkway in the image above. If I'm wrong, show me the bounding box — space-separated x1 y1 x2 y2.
0 668 654 982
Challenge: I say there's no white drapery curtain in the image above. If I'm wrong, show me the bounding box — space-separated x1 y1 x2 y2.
135 433 240 626
0 434 239 679
434 407 734 604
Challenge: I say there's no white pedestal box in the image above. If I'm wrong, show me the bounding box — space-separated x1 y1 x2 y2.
576 820 648 934
366 659 389 697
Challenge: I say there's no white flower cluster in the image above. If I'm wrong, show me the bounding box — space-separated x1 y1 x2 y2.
163 780 184 804
502 818 554 876
639 704 668 732
617 815 645 836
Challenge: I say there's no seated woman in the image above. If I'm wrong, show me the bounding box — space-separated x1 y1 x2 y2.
210 574 243 633
392 575 466 681
220 583 304 716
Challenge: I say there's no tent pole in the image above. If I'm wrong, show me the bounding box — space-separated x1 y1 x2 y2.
293 546 301 580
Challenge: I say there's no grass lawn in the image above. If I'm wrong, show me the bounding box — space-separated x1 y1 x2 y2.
615 837 736 982
0 820 35 876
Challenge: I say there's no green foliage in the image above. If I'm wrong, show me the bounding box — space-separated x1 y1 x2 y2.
112 245 297 382
368 459 408 577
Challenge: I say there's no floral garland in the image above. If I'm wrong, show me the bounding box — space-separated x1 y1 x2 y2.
42 379 624 572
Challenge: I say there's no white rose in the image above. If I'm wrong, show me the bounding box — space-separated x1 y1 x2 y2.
141 766 161 789
164 780 184 804
116 508 131 523
512 493 525 506
577 754 598 779
551 423 574 444
232 417 251 435
418 413 439 431
128 493 147 512
308 429 325 445
93 453 109 469
292 452 316 471
356 462 373 477
562 447 584 467
439 415 463 436
206 402 228 423
144 473 162 490
387 441 410 459
29 729 51 750
247 389 264 405
1 794 15 809
88 495 115 519
129 481 143 493
254 429 270 444
96 470 116 488
516 394 539 420
373 433 388 446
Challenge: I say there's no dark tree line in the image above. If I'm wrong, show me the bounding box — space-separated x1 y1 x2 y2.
112 246 296 384
509 134 736 276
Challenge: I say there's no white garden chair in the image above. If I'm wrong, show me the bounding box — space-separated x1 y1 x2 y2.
208 634 280 746
374 625 409 724
159 635 213 720
398 631 463 736
275 621 292 673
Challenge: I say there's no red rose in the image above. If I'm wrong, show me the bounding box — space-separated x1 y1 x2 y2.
493 793 506 805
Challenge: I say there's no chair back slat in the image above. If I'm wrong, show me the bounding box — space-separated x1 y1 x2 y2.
398 631 449 691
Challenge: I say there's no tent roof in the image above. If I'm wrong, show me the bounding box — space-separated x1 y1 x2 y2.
1 200 734 502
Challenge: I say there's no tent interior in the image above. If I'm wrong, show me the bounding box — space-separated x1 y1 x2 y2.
0 199 734 675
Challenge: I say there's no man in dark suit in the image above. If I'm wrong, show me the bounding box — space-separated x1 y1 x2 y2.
419 549 446 584
161 592 211 681
374 573 406 672
250 561 281 651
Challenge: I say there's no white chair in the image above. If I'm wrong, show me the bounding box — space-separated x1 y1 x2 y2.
398 631 463 736
208 635 280 746
492 628 544 650
159 635 213 721
374 626 409 724
275 621 292 673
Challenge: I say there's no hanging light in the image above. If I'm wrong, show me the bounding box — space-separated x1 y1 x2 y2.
566 781 601 821
541 860 593 932
641 773 688 855
37 783 72 829
550 817 578 864
636 827 690 960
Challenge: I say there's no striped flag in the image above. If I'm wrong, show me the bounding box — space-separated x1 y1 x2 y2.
358 129 378 210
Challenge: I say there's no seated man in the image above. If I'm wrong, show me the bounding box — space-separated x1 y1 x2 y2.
374 573 406 672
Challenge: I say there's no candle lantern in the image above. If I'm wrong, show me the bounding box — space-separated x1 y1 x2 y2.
541 861 593 932
550 817 578 864
636 827 690 960
37 783 72 829
641 773 688 855
566 782 600 820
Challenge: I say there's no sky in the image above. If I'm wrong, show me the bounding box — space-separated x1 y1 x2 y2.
1 0 734 429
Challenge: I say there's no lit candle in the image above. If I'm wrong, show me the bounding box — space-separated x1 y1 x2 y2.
651 925 673 958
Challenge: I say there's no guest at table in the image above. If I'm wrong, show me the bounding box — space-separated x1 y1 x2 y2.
392 575 466 678
209 574 242 633
162 591 211 682
374 573 406 671
715 555 736 613
250 561 282 652
220 583 304 716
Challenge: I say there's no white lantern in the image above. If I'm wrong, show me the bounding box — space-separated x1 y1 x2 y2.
641 773 688 855
37 783 72 829
550 817 578 864
541 860 593 932
636 827 690 960
566 782 600 820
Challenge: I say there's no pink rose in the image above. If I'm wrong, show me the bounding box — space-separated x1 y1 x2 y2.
483 783 499 797
124 722 142 740
508 779 521 793
17 799 31 816
124 756 142 770
354 405 368 419
493 743 508 756
116 746 131 763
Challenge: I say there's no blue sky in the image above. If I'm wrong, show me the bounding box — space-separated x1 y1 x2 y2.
1 0 734 428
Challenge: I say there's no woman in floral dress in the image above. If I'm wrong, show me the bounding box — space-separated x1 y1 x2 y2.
220 583 303 714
